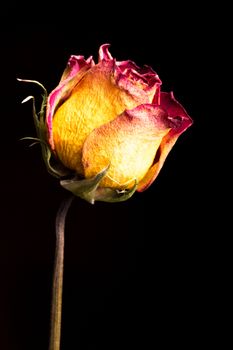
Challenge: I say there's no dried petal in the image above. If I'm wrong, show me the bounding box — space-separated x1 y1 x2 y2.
46 55 94 149
52 60 146 174
138 92 193 191
82 104 171 189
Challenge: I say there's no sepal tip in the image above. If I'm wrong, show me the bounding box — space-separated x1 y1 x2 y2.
21 95 34 104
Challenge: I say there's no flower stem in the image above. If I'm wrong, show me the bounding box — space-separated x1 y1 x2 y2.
49 196 74 350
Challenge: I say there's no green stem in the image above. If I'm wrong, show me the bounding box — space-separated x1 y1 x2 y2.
49 196 74 350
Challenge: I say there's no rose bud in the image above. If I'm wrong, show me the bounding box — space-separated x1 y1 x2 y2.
20 44 192 203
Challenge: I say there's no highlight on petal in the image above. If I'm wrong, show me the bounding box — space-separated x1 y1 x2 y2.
82 104 172 189
46 56 94 150
137 92 193 191
98 43 113 62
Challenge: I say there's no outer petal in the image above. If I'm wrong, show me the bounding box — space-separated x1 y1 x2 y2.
46 55 94 149
82 104 172 189
137 92 193 192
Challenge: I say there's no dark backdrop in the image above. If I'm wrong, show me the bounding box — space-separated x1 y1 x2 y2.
1 2 220 350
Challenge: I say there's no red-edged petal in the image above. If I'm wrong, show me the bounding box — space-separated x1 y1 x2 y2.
117 61 161 89
114 60 161 103
82 103 171 189
60 55 94 82
98 43 113 61
160 91 192 134
46 55 94 149
137 92 193 191
99 44 161 103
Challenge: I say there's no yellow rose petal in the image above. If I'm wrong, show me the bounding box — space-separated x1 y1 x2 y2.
82 104 171 189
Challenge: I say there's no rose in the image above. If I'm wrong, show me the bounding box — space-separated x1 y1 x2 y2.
45 44 192 202
18 44 193 350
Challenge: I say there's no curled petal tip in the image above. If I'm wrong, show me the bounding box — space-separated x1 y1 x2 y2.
60 55 94 82
160 91 193 132
98 43 113 62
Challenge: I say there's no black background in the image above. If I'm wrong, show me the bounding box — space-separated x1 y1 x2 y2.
1 2 224 350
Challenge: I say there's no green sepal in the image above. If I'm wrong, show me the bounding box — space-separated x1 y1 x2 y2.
60 167 138 204
41 142 72 178
18 78 71 179
60 167 109 204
